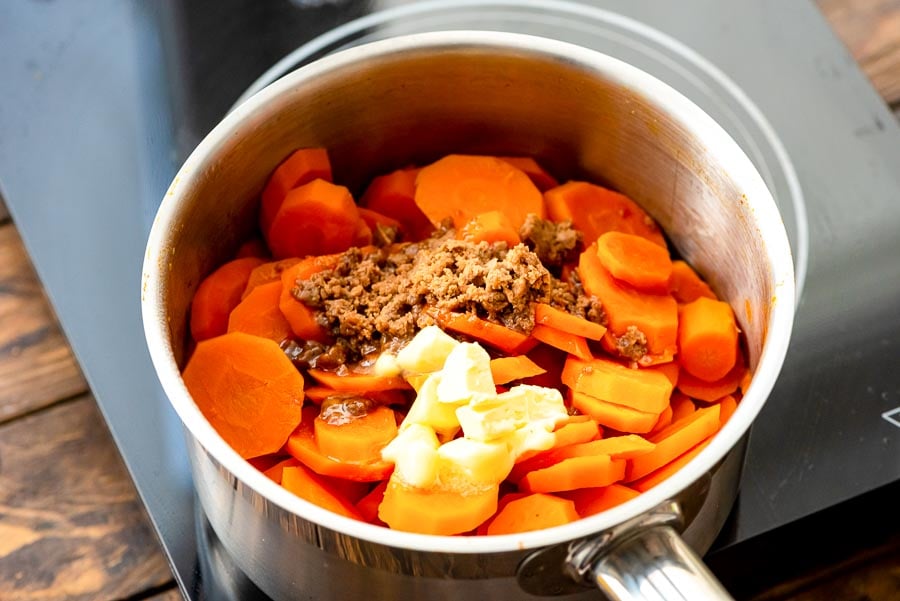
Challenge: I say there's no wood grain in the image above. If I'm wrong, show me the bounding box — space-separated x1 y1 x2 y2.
0 224 88 423
147 588 185 600
0 395 173 601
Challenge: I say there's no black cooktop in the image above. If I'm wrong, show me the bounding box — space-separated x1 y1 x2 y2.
1 1 899 599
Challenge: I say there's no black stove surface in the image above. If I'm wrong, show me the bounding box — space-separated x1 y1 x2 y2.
1 1 899 599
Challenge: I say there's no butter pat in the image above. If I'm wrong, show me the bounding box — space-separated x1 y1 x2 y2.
456 385 568 447
372 351 402 377
402 373 460 440
395 325 459 374
381 423 441 489
436 342 495 404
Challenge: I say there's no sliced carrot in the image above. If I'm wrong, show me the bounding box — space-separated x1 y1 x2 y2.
189 257 265 342
355 480 389 525
302 387 410 408
435 311 536 355
182 332 305 459
314 405 398 464
520 455 626 493
579 244 678 357
358 207 405 240
716 394 738 426
678 296 739 382
670 392 696 422
561 484 641 518
562 356 673 414
476 492 529 535
497 157 559 192
261 457 299 483
677 355 747 402
544 181 666 247
534 303 607 341
649 361 679 388
235 237 269 259
378 479 499 535
596 231 673 292
227 281 293 343
461 210 521 247
278 258 335 343
649 403 674 435
259 147 332 237
307 369 412 392
360 168 434 240
509 436 653 483
267 179 362 259
243 258 301 298
415 155 544 231
351 217 373 248
490 355 547 385
669 260 717 304
521 344 567 389
532 325 592 361
514 417 601 465
631 440 713 493
486 493 578 535
569 391 660 434
281 464 363 521
626 404 721 481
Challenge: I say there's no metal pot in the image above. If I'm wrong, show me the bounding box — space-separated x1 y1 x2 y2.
142 31 794 600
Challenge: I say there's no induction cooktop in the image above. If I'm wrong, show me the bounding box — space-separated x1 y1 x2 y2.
1 1 898 600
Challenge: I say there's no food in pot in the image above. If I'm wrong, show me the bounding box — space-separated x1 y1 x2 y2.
181 148 747 535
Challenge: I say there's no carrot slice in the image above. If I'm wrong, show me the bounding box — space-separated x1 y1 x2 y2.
355 480 389 525
486 493 578 535
461 210 521 247
562 356 673 414
509 436 653 483
227 281 293 343
235 237 269 259
259 148 332 237
669 260 717 304
281 464 363 521
514 417 601 465
520 344 567 389
532 325 593 361
596 231 673 292
278 258 336 343
569 391 660 434
378 479 499 535
243 258 301 299
358 207 405 241
716 394 738 426
307 370 412 392
302 387 410 407
182 332 305 459
678 296 739 382
435 311 536 355
649 403 674 435
649 361 680 388
497 157 559 192
520 455 626 493
267 179 362 259
670 392 696 422
313 405 398 464
189 257 265 342
626 404 721 481
262 457 300 484
677 355 747 402
415 155 544 230
534 303 607 341
360 168 434 241
490 355 547 385
631 439 713 493
544 181 666 247
561 483 641 518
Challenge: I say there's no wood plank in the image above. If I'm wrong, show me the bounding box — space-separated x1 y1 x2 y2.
818 0 900 107
146 588 184 600
0 224 88 423
0 395 173 601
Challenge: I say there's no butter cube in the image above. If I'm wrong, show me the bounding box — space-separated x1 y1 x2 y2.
402 373 460 440
381 423 440 488
372 351 402 377
436 342 495 404
437 438 514 487
396 325 459 374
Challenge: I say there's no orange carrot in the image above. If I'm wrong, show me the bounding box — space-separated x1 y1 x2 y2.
278 258 335 343
596 231 673 292
544 181 667 247
415 155 544 231
358 207 405 240
355 480 389 524
626 404 721 481
259 147 332 237
649 361 680 388
669 260 716 304
235 237 270 259
182 332 305 459
520 344 567 389
569 391 660 434
531 324 593 361
281 464 363 521
302 387 410 407
313 405 398 464
461 210 521 247
716 394 738 426
497 157 559 191
677 354 746 402
490 355 547 385
360 168 434 240
243 258 301 299
678 296 739 382
649 403 674 435
520 455 626 493
435 311 536 355
307 369 412 392
189 257 265 341
561 484 641 518
631 440 712 493
670 392 696 422
562 356 673 414
227 281 293 343
534 303 607 341
514 417 601 465
579 244 678 358
486 493 578 535
509 436 653 483
476 492 529 535
262 457 300 484
378 479 499 535
267 179 363 259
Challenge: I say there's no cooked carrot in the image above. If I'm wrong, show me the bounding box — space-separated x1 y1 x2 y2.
544 181 666 247
259 147 332 237
532 325 593 361
261 457 300 483
243 258 301 298
649 361 679 388
562 356 673 414
579 244 678 358
596 231 673 292
267 179 363 259
355 480 389 524
631 440 712 493
476 492 529 535
509 436 653 483
281 464 363 521
351 217 373 248
358 207 405 241
669 260 716 304
670 392 696 422
569 391 660 434
678 296 739 382
497 157 559 192
360 168 434 240
534 303 607 341
227 281 293 343
520 455 626 493
415 155 544 230
321 475 373 505
677 354 746 402
307 369 412 392
520 344 567 389
485 493 578 535
626 404 721 481
435 311 536 355
278 258 335 343
378 479 499 535
235 237 270 259
716 394 738 426
189 257 265 342
461 210 520 247
490 355 547 385
514 417 601 465
286 407 393 482
561 484 641 518
649 403 674 435
314 405 398 464
181 332 305 459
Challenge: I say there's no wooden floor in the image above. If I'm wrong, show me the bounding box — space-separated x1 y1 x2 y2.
0 1 898 599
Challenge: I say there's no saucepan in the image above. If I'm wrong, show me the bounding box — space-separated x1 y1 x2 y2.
142 31 794 600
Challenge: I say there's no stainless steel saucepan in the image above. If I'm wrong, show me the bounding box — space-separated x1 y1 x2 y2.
142 31 794 600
